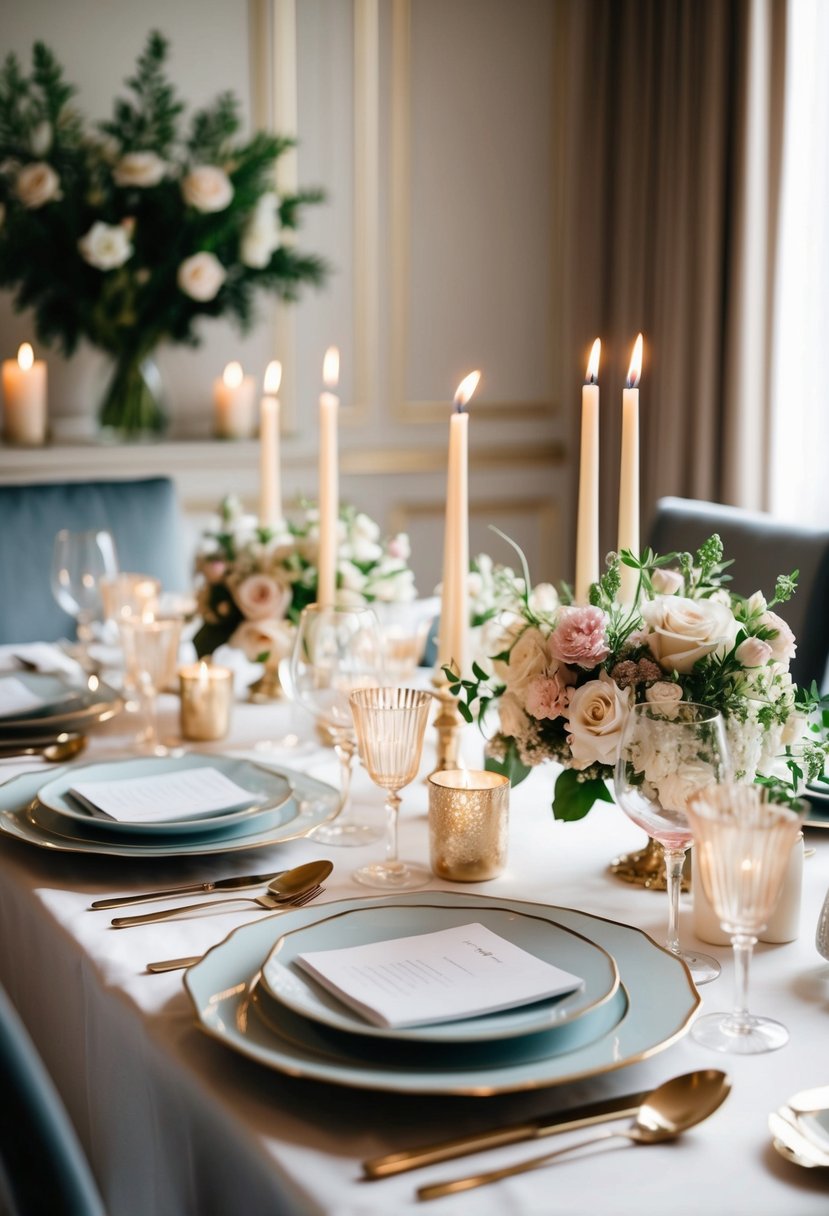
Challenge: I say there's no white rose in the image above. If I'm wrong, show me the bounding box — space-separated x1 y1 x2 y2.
78 221 133 270
177 252 226 301
761 610 797 664
113 151 166 188
746 591 767 616
645 680 683 707
231 574 290 622
650 568 684 595
181 164 233 212
339 563 367 593
29 121 52 156
735 636 773 668
641 595 737 674
528 582 560 615
15 161 61 208
565 671 632 770
229 618 293 662
350 537 383 563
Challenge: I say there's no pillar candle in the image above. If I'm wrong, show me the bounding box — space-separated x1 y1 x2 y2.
259 360 282 529
2 343 47 445
213 361 256 439
575 338 601 603
437 370 480 678
618 334 643 604
317 346 340 609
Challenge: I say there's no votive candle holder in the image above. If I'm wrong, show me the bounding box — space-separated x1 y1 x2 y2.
178 660 233 741
428 769 509 882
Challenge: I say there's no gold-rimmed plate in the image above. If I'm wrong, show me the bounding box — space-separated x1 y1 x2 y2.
0 671 122 735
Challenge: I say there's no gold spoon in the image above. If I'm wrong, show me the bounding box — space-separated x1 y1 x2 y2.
0 732 87 762
111 859 333 928
417 1070 731 1202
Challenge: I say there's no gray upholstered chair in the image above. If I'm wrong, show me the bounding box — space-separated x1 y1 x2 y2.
0 477 185 644
648 496 829 691
0 985 106 1216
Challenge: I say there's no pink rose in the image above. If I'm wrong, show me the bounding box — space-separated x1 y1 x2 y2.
735 636 774 668
204 560 227 584
232 574 290 621
525 671 572 720
549 606 610 669
761 611 796 663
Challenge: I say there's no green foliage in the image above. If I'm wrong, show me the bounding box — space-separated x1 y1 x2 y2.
484 740 532 788
552 770 614 822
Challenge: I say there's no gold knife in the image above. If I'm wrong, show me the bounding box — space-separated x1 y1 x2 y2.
89 870 286 910
362 1089 650 1179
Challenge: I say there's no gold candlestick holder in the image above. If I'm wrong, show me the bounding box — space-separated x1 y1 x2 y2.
248 652 284 703
428 676 463 778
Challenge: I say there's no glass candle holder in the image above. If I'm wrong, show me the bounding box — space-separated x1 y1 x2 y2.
428 769 509 882
178 661 233 741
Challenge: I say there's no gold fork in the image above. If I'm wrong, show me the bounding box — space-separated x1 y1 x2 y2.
113 880 325 929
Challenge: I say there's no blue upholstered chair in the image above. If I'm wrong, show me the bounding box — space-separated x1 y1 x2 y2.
0 477 185 644
649 496 829 692
0 985 106 1216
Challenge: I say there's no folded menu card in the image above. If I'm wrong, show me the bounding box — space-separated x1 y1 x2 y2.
68 767 260 824
296 923 585 1028
0 676 46 716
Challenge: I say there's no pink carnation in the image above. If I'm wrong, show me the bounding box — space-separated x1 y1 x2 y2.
549 606 610 668
525 670 573 720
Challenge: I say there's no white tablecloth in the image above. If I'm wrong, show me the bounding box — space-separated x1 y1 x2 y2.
1 690 828 1215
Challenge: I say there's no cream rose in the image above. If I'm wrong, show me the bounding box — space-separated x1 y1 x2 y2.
645 680 683 707
15 161 61 208
503 627 554 697
641 595 737 674
735 636 773 668
229 618 293 662
232 574 290 622
177 252 226 301
565 671 632 769
761 610 796 664
650 567 684 596
113 151 166 188
181 164 233 212
78 221 133 270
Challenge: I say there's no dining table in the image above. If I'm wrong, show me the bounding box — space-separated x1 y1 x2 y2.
0 658 827 1216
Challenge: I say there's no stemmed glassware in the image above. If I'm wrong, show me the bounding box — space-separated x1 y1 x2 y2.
349 686 432 889
118 615 182 755
50 529 118 668
686 783 807 1053
615 701 731 984
372 599 440 683
289 605 385 846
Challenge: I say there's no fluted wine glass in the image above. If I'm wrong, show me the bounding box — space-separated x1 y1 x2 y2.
687 783 807 1053
118 615 182 755
349 686 432 889
50 529 118 668
289 605 385 846
615 701 731 984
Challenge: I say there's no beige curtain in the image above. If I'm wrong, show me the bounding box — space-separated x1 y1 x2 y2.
558 0 786 561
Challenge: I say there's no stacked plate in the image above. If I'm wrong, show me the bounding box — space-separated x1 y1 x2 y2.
0 753 340 858
185 891 701 1096
0 670 123 748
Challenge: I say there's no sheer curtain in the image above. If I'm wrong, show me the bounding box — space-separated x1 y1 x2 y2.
769 0 829 525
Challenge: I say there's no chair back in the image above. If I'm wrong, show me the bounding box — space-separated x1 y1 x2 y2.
649 496 829 691
0 985 106 1216
0 477 185 643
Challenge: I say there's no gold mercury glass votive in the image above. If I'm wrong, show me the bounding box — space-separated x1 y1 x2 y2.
428 770 509 882
178 660 233 741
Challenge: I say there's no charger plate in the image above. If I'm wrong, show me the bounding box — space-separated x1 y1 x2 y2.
185 892 700 1095
0 672 122 734
0 766 338 858
37 754 293 837
261 904 619 1044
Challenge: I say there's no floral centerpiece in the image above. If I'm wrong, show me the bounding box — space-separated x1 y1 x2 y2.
0 33 325 436
193 495 417 665
447 534 827 821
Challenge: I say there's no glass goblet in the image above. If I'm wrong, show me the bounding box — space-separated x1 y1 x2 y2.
615 701 731 984
686 783 807 1053
50 529 119 667
372 598 440 683
118 616 182 755
289 605 385 846
349 686 432 889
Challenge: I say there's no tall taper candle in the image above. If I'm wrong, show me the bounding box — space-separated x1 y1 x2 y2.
317 346 340 608
259 360 282 529
437 370 480 678
575 338 601 603
618 333 643 604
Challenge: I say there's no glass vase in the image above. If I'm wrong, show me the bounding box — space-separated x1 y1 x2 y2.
98 350 167 441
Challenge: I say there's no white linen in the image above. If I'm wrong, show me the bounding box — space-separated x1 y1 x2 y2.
0 689 827 1215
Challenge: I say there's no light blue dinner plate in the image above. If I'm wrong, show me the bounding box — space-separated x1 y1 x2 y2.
261 904 619 1044
185 892 700 1095
0 672 77 721
36 754 293 837
0 672 122 734
0 765 339 858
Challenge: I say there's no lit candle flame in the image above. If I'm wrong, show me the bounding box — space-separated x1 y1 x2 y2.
585 338 601 385
453 370 481 413
263 360 282 395
223 361 244 390
323 346 340 389
17 343 34 372
198 659 211 686
626 334 643 389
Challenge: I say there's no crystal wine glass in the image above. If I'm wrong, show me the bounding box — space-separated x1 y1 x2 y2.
615 701 731 984
372 598 440 683
289 604 385 846
118 615 182 755
686 782 807 1053
50 529 119 667
349 686 432 889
